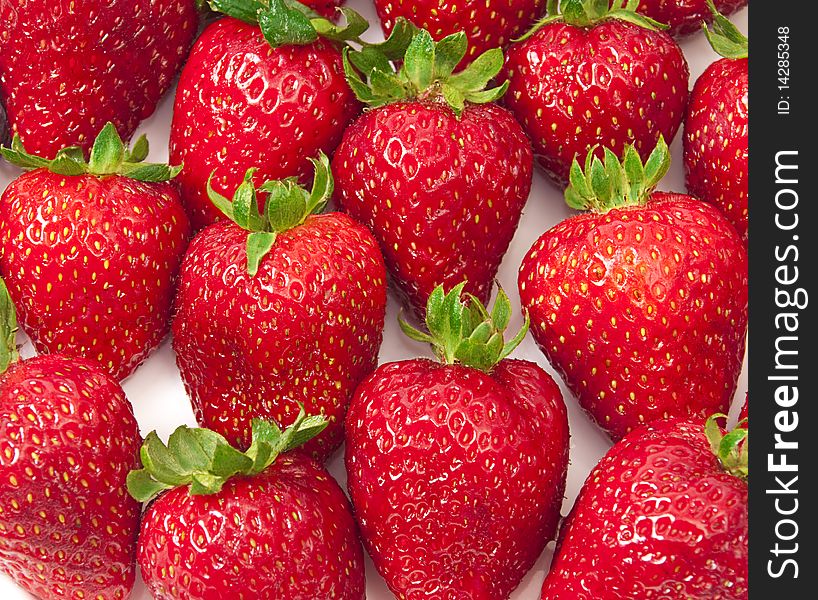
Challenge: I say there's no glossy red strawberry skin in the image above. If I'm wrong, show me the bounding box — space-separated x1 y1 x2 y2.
172 213 387 460
374 0 547 67
684 57 748 239
0 354 142 600
170 17 361 231
0 0 198 158
304 0 345 19
504 20 688 186
333 101 533 318
0 171 191 380
345 358 569 599
541 417 748 599
519 193 748 440
138 452 365 599
633 0 747 38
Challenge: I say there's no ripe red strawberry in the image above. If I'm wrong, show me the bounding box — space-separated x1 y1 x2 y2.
738 392 747 424
541 414 748 598
684 6 748 239
334 30 533 319
519 139 748 440
504 0 689 186
0 0 198 159
172 154 387 460
128 410 365 599
630 0 747 38
345 284 569 598
0 125 190 380
374 0 547 67
0 280 142 600
170 0 367 230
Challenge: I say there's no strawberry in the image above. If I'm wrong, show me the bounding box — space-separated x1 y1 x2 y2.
373 0 547 67
334 30 533 319
519 139 748 440
541 414 748 598
128 409 365 599
172 154 387 460
0 279 142 600
345 284 569 598
303 0 346 19
0 124 190 380
684 5 748 239
170 0 369 230
0 0 198 159
504 0 689 186
629 0 747 38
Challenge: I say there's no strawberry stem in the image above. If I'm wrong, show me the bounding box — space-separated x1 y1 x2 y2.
704 413 748 480
207 152 333 276
399 283 529 372
0 278 20 375
126 405 328 503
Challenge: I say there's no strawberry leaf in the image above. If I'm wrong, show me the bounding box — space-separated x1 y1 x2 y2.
127 406 329 503
0 124 180 181
207 0 265 24
345 25 508 115
703 0 748 59
88 122 126 175
402 283 529 372
246 231 278 276
258 0 318 48
0 278 19 375
564 136 670 212
208 154 333 275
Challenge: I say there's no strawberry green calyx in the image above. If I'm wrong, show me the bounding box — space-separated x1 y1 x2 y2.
703 0 748 59
399 283 529 372
208 0 369 48
0 278 19 375
565 136 671 212
127 406 329 503
705 413 748 480
519 0 666 41
344 27 508 117
0 122 181 182
207 152 333 276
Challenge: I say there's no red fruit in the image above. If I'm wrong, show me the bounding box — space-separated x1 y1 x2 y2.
504 2 688 186
334 30 532 318
0 286 142 600
0 0 198 158
631 0 747 38
519 140 748 440
303 0 346 19
170 10 361 230
0 125 190 379
541 415 748 599
374 0 547 67
130 413 365 599
172 156 387 460
684 12 748 238
346 285 569 598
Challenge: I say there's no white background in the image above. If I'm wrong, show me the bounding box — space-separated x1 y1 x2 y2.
0 3 748 598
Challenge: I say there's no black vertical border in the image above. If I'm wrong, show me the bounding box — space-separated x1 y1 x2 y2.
748 7 817 598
